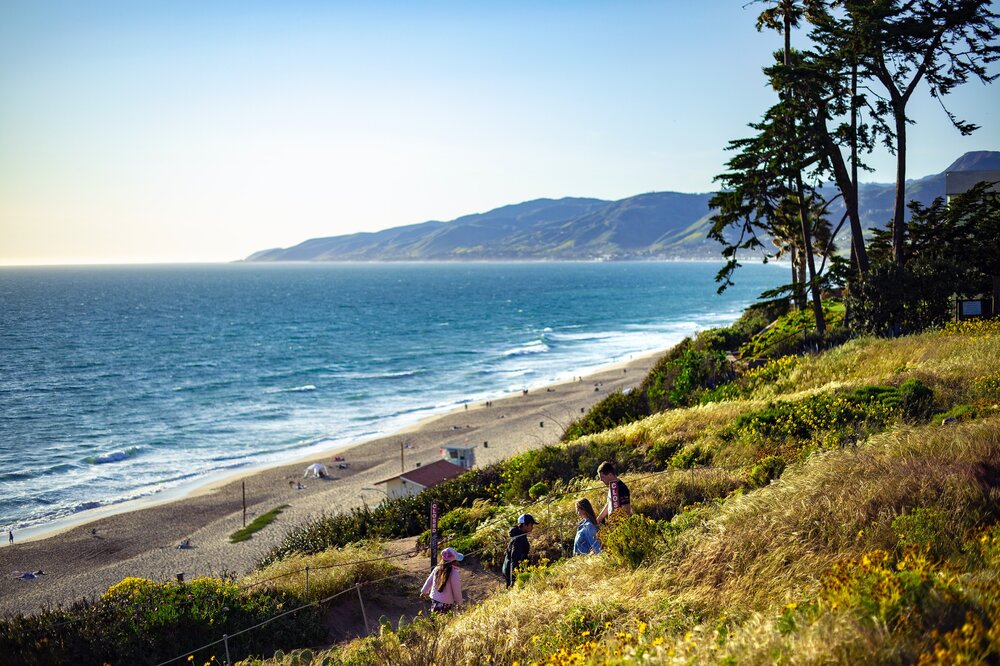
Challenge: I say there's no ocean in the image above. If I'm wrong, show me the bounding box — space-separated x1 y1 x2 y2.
0 261 785 534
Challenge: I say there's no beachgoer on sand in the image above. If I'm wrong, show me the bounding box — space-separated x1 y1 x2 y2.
502 513 536 588
7 529 12 545
595 460 632 524
573 498 602 556
420 547 464 613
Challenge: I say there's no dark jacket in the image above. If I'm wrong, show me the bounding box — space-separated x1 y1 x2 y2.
502 525 530 586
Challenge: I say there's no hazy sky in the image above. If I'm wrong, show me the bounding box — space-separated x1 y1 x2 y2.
2 1 998 265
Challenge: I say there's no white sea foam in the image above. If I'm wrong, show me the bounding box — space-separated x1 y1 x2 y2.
501 340 550 357
85 447 141 465
265 385 318 394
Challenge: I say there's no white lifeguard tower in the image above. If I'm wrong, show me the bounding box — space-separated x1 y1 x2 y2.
441 445 476 470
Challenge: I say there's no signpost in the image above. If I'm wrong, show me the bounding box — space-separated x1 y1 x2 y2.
430 502 439 569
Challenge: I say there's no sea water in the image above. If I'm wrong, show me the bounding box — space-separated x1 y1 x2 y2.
0 261 785 533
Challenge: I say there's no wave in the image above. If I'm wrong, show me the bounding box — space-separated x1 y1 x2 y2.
339 369 423 381
264 385 317 394
501 340 550 357
546 330 618 342
84 447 141 465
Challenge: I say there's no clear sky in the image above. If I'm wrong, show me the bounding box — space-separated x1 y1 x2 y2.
1 1 997 265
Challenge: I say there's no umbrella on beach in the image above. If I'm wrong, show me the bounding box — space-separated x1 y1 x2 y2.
303 463 329 478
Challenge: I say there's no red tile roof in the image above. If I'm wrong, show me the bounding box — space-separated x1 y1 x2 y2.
377 459 467 488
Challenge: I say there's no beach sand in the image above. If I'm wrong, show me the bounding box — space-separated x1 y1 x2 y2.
0 352 661 616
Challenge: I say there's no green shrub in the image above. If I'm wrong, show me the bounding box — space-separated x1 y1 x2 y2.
933 403 980 425
563 388 650 440
646 439 684 467
892 507 959 562
529 481 550 499
501 446 579 500
899 378 935 419
598 513 667 569
502 440 646 501
744 455 786 489
739 301 846 361
669 445 711 469
644 343 734 412
0 577 324 666
723 386 910 455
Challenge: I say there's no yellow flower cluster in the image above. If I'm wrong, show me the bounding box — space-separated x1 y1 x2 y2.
528 619 666 666
941 318 1000 337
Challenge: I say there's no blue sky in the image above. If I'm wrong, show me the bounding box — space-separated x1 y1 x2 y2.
1 1 997 264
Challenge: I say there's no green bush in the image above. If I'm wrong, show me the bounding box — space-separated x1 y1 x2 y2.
643 340 734 412
598 513 667 569
723 385 914 455
0 577 324 666
502 440 646 501
669 445 711 469
892 507 960 562
744 455 786 489
528 481 550 499
899 378 935 419
562 388 650 440
501 445 579 500
646 439 684 467
933 403 980 425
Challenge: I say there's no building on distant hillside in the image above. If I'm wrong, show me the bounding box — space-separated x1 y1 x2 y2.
945 170 1000 201
374 459 467 500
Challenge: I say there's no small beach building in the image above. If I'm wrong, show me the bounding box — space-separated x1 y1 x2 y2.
375 459 467 500
441 445 476 470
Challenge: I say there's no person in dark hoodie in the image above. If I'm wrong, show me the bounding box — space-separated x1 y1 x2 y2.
502 513 537 588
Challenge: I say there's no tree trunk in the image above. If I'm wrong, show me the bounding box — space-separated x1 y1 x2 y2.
819 127 868 275
796 171 826 334
892 101 907 265
850 61 867 278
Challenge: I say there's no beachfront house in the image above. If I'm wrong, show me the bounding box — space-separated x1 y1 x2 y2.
375 459 467 500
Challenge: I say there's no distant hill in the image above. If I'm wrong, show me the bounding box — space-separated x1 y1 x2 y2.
246 151 1000 262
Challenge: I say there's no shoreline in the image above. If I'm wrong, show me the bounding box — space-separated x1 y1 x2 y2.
0 347 664 616
10 346 662 546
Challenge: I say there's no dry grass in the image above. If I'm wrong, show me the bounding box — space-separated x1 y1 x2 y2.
239 542 400 602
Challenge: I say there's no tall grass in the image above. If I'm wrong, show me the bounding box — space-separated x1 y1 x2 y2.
240 326 1000 665
241 543 400 602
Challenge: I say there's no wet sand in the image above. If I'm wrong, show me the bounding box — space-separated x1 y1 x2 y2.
0 352 660 616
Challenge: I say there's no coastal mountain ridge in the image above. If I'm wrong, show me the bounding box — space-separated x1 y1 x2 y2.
246 151 1000 262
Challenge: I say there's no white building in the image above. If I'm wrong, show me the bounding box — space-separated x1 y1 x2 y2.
375 459 467 500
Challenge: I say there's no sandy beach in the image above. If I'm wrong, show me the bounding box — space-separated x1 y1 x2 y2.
0 351 661 617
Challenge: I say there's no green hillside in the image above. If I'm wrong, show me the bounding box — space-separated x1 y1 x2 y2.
258 318 1000 665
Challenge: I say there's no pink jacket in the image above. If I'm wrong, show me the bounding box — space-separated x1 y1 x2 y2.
421 565 463 607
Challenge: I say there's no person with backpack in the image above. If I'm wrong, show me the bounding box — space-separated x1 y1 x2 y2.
420 547 465 613
502 513 536 588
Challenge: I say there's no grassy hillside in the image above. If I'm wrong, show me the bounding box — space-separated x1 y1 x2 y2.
5 317 996 665
248 319 999 665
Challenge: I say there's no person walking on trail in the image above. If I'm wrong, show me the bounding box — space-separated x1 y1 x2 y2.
573 498 602 555
502 513 537 588
595 460 632 523
420 547 465 613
